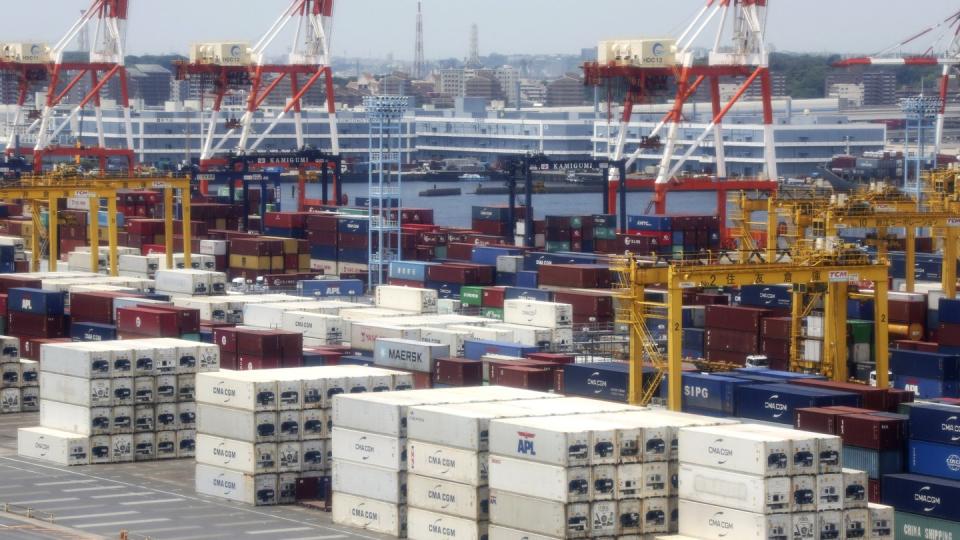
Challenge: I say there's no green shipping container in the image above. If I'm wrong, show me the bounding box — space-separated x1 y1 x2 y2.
593 227 617 240
338 207 367 216
460 286 483 306
545 241 571 253
434 246 448 260
895 511 960 540
481 307 504 320
848 320 873 344
570 216 583 230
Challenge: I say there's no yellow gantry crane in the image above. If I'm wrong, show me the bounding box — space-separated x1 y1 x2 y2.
613 248 890 411
0 176 193 275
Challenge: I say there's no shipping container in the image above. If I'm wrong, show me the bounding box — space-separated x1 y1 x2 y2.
195 463 277 506
844 445 903 480
17 427 89 466
488 489 590 539
503 299 572 329
407 439 488 486
908 439 960 481
907 402 960 445
407 474 488 520
678 463 791 514
736 384 860 425
678 425 791 476
678 499 791 540
883 474 960 522
331 460 406 504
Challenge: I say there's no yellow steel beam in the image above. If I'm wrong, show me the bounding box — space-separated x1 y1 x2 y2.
164 188 174 270
875 278 890 388
182 188 192 269
48 195 58 272
107 195 118 276
946 227 958 299
88 197 99 274
905 227 915 293
825 281 848 382
30 203 41 272
666 271 683 411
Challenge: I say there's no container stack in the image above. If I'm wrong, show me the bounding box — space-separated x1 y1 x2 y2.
880 401 960 538
194 366 411 506
330 386 559 537
154 269 228 297
0 336 37 414
7 287 70 358
703 304 769 365
677 422 894 540
18 338 220 465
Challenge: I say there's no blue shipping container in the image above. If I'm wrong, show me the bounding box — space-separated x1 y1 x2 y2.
354 196 400 208
732 368 827 381
309 245 337 261
627 215 672 232
263 227 306 239
338 248 368 263
738 285 792 309
940 298 960 324
735 383 861 424
908 402 960 445
339 355 375 367
883 474 960 522
894 374 960 399
716 372 785 385
890 349 960 380
337 218 370 234
659 373 750 415
70 322 117 342
909 440 960 481
522 252 598 272
425 281 462 299
471 246 523 266
8 288 65 315
495 273 518 286
516 271 538 288
503 287 552 302
562 362 656 403
463 339 539 361
297 279 364 298
848 298 875 321
389 261 435 282
844 445 903 480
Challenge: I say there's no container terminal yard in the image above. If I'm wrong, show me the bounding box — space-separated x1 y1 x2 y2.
1 1 960 540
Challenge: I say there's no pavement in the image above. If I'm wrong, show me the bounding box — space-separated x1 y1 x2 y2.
0 413 390 540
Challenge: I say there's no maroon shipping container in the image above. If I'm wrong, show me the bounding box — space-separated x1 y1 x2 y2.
70 291 134 324
705 328 760 354
306 213 339 232
693 293 729 305
792 379 889 411
704 348 747 365
705 305 770 332
553 291 614 323
887 388 914 411
0 294 7 317
482 287 506 308
8 312 66 338
838 414 905 451
236 330 283 358
888 299 926 324
434 358 483 387
137 305 200 334
527 352 576 365
471 220 509 236
237 354 281 370
279 332 304 360
794 407 845 434
938 323 960 347
427 263 495 285
214 327 240 353
264 212 310 229
231 238 283 256
492 365 554 392
116 307 180 337
868 480 882 504
20 337 71 361
0 275 41 294
538 264 611 289
445 243 475 261
220 351 238 370
762 317 792 340
761 337 790 360
338 233 368 249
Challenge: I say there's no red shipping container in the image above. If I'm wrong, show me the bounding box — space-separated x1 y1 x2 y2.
137 304 201 334
401 209 434 224
71 291 134 324
553 291 614 323
471 220 508 237
888 299 926 324
482 287 506 308
762 317 792 340
236 330 283 358
337 233 368 249
0 294 7 317
306 213 339 232
445 243 474 261
761 337 790 361
492 365 554 392
868 480 882 504
792 379 889 411
0 275 41 294
887 388 914 410
527 352 575 365
8 312 66 338
20 337 71 360
705 328 760 354
237 354 281 370
694 293 729 305
213 327 240 353
220 351 238 370
116 307 180 337
538 264 611 289
279 332 304 359
142 244 166 255
264 212 310 229
838 414 906 451
427 264 483 285
704 305 770 332
938 323 960 347
231 238 283 256
389 278 425 287
794 407 844 434
434 358 483 387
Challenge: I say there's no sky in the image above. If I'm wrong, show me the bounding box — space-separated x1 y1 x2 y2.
1 0 958 60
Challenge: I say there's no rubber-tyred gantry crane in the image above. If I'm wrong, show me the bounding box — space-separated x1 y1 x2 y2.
176 0 340 171
835 9 960 160
32 0 136 173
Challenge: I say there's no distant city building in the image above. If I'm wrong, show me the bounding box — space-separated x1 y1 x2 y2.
825 71 896 107
546 75 585 107
464 73 504 102
580 47 598 62
828 83 865 108
439 68 467 97
494 66 519 106
519 80 547 106
692 73 787 102
380 73 412 97
127 64 173 107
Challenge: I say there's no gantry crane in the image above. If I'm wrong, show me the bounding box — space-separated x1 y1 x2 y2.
614 249 891 410
175 0 340 172
0 43 51 154
30 0 136 174
584 0 779 217
0 175 192 275
835 9 960 159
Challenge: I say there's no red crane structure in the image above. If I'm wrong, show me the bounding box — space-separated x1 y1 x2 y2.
175 0 340 171
0 43 50 154
584 0 778 227
834 9 960 160
32 0 136 173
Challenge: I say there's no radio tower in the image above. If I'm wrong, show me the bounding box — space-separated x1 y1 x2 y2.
467 23 480 68
413 1 424 79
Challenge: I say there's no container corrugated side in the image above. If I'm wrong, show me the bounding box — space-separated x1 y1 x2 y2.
194 463 277 506
488 489 589 538
406 399 555 451
489 455 591 503
488 524 559 540
893 510 959 539
842 445 903 480
331 427 404 471
678 499 792 540
677 425 792 477
407 474 489 520
407 507 487 540
678 463 791 514
332 459 406 504
408 440 487 486
332 491 406 537
882 474 960 522
17 427 89 466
